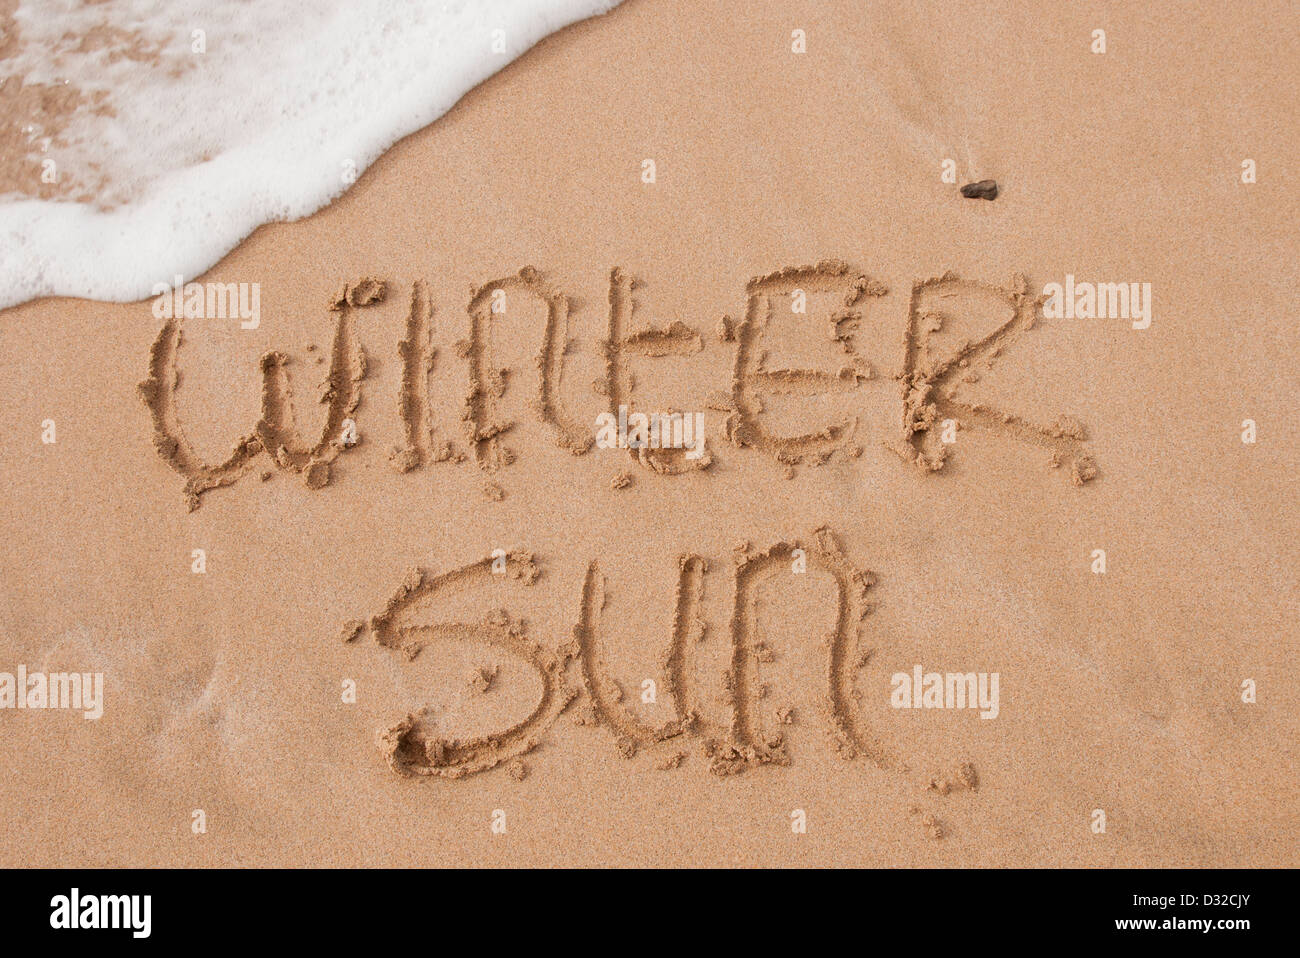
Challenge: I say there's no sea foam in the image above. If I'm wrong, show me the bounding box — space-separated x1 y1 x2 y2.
0 0 622 311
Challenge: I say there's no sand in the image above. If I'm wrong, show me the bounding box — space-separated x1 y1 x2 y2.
1 0 1297 867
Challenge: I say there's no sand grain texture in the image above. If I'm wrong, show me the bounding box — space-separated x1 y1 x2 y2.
1 0 1297 866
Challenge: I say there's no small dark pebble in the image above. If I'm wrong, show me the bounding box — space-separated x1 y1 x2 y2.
960 179 998 200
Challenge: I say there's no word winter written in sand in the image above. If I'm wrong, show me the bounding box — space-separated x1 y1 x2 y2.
139 261 1101 509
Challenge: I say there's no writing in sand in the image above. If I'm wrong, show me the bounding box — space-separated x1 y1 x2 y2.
140 260 1099 510
341 527 983 803
139 260 1094 802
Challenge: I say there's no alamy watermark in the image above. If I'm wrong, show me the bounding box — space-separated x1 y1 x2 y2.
50 889 150 938
151 274 260 329
0 666 103 719
1042 274 1151 329
594 404 706 459
890 664 1000 719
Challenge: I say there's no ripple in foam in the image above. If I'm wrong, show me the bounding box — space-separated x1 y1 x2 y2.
0 0 622 311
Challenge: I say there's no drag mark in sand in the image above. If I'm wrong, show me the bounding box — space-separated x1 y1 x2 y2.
725 260 886 468
660 555 719 740
256 279 379 490
138 317 263 512
138 278 385 508
140 262 1099 506
365 552 576 779
343 531 914 781
896 272 1098 483
389 280 439 473
715 527 898 776
461 266 592 478
603 267 712 475
573 560 691 756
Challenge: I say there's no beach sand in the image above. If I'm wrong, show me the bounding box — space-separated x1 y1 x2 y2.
1 0 1297 866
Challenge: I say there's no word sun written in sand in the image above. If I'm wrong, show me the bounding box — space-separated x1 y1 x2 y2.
341 528 982 815
139 261 1099 510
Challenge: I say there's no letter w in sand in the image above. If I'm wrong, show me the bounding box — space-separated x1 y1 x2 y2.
139 277 387 509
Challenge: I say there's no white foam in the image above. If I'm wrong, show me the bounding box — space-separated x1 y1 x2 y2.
0 0 622 311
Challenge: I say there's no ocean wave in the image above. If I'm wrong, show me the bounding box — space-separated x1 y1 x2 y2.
0 0 622 310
